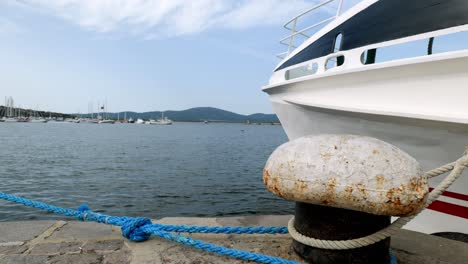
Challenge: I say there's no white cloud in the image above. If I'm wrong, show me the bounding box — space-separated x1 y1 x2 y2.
11 0 350 37
216 0 311 29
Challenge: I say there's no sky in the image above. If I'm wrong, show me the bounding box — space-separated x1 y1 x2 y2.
3 0 464 115
0 0 363 114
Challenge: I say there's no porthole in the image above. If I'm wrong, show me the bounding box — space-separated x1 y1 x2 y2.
325 55 345 70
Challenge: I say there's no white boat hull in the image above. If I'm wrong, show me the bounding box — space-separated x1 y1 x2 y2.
149 121 173 125
98 120 114 124
271 101 468 234
265 56 468 235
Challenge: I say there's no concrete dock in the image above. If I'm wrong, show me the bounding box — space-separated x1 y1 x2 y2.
0 215 466 264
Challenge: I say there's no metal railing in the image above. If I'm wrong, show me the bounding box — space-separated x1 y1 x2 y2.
277 0 344 59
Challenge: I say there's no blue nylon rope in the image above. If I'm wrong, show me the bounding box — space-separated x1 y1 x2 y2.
0 191 397 264
390 250 398 264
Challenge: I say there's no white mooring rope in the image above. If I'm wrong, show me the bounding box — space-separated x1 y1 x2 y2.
288 150 468 250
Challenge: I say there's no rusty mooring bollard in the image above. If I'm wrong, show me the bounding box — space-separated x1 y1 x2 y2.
263 135 428 264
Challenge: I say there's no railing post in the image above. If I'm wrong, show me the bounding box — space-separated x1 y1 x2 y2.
336 0 344 16
288 19 298 55
280 0 343 59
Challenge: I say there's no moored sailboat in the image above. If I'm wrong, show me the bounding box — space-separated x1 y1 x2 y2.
29 118 48 123
149 112 173 125
98 119 115 124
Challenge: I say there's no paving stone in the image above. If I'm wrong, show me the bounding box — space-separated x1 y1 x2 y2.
102 250 132 264
157 236 300 264
0 242 24 246
0 244 28 254
0 221 56 242
156 217 219 226
83 239 124 253
393 248 451 264
28 241 83 255
0 255 50 264
216 215 291 227
46 221 120 241
391 229 468 264
47 253 102 264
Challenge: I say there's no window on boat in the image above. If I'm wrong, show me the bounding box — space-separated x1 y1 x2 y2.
360 30 468 65
325 55 345 70
361 49 377 65
360 39 428 65
331 33 345 67
426 31 468 54
285 62 318 80
333 33 343 53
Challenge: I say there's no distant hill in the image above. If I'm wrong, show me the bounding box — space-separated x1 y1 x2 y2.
77 107 280 123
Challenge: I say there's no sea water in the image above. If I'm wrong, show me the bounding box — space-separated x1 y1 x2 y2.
0 122 293 221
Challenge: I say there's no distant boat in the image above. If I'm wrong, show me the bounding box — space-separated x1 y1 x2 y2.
29 108 47 123
64 118 80 123
80 118 98 123
149 112 173 125
136 119 145 124
98 119 115 124
3 117 18 123
97 101 114 124
128 118 135 123
149 118 173 125
149 118 172 125
29 118 48 123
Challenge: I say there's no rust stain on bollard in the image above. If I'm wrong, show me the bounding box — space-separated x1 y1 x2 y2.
263 169 285 198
